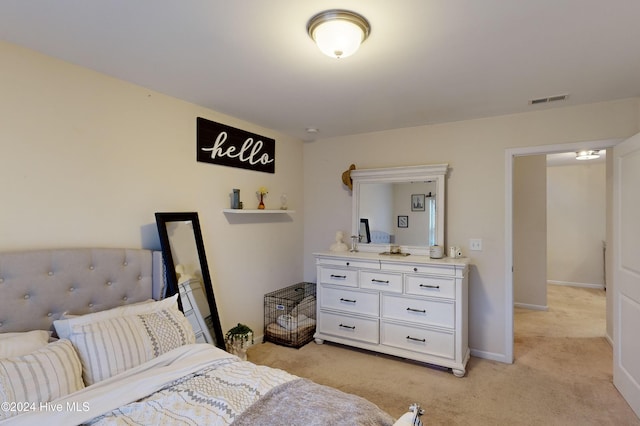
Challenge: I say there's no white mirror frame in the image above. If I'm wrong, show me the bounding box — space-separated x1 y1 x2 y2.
351 164 448 255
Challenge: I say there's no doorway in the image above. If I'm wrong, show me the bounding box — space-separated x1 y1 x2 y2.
503 138 620 362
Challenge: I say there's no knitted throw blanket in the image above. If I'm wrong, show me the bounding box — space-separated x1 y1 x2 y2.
232 378 395 426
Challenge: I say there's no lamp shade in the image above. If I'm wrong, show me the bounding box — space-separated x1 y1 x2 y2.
307 10 370 59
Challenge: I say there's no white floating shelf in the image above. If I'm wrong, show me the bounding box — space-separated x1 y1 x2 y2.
222 209 295 214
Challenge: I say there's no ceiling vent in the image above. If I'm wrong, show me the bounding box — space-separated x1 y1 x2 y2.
529 94 569 105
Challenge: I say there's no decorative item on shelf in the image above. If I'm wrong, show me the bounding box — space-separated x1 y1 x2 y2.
231 189 240 209
330 231 349 252
341 164 356 190
225 323 254 361
257 186 268 209
280 193 288 210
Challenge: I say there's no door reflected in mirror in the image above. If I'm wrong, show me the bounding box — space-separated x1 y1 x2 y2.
155 212 225 350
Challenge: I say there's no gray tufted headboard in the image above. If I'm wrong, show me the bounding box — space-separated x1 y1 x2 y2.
0 248 165 335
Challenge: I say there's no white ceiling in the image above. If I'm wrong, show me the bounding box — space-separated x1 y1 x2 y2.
1 1 639 141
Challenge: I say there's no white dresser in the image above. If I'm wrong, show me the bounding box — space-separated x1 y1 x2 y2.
314 251 470 377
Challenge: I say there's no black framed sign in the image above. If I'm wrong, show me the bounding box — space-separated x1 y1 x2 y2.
196 117 275 174
398 215 408 228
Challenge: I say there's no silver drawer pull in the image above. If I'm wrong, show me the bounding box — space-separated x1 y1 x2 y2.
339 324 356 330
406 336 426 342
371 279 390 284
331 274 347 279
419 284 440 289
406 307 426 313
339 298 356 303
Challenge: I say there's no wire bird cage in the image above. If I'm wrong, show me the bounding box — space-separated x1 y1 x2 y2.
263 282 316 348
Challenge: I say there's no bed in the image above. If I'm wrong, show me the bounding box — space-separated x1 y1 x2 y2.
0 248 422 425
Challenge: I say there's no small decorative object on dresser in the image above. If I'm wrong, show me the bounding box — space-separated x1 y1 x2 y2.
314 251 470 377
429 245 443 259
225 323 254 361
329 231 349 252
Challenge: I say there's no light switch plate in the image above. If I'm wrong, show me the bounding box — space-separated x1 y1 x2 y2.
469 238 482 251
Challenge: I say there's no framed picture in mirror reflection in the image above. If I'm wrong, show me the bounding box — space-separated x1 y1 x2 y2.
411 193 426 211
359 218 371 243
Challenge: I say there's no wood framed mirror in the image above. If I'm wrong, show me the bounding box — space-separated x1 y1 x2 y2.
155 212 225 349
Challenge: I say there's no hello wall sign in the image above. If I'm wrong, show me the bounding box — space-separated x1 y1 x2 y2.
196 117 275 174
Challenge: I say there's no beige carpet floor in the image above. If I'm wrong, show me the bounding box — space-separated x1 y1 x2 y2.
247 285 640 425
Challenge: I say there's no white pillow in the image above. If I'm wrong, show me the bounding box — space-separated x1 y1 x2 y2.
65 296 195 385
54 295 176 339
0 330 51 358
0 339 84 420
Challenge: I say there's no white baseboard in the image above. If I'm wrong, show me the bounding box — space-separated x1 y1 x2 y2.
514 302 548 311
547 280 605 290
470 348 511 364
605 333 613 347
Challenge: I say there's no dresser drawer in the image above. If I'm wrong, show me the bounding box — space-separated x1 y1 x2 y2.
179 292 193 311
318 257 379 269
320 286 379 316
318 311 379 344
382 294 454 328
381 261 457 276
319 267 358 287
381 321 454 359
184 311 201 334
405 275 455 299
360 270 403 293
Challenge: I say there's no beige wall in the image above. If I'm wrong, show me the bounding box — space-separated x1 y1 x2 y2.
0 41 305 337
3 40 638 362
513 155 547 308
303 98 640 361
547 162 606 287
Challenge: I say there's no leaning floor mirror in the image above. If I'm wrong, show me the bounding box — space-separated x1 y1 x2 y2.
155 212 225 350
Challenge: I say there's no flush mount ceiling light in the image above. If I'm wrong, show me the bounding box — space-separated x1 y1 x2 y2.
576 150 600 160
307 9 371 59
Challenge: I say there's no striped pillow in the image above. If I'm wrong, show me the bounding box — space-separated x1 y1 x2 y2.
0 339 84 420
68 305 195 385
